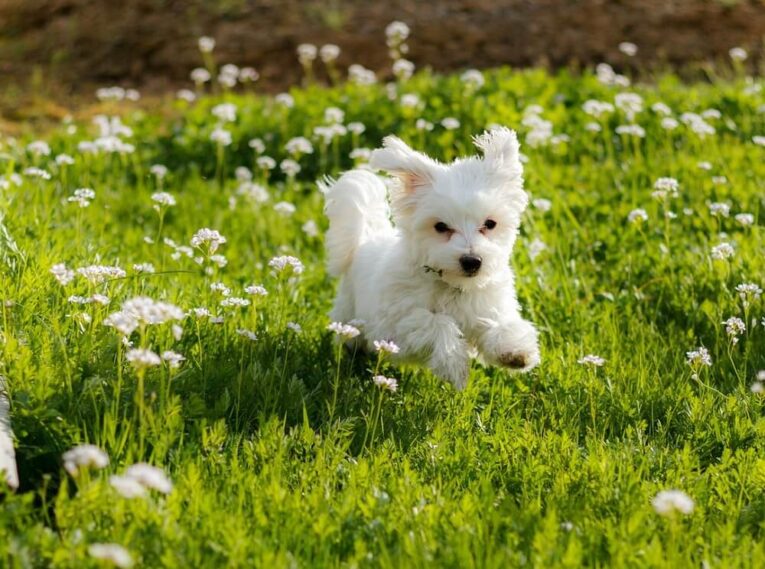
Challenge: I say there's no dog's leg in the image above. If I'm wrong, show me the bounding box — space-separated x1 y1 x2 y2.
329 279 354 323
395 309 470 389
478 317 540 372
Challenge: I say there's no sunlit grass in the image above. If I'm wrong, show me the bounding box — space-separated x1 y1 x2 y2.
0 63 764 567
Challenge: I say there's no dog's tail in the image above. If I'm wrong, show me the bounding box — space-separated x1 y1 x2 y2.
321 169 393 276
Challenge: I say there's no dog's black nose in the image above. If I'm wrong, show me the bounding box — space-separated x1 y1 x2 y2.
459 254 482 275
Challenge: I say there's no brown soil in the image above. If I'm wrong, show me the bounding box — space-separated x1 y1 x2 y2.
1 0 764 97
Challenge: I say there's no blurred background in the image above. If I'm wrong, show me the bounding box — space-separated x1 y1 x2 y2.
1 0 764 112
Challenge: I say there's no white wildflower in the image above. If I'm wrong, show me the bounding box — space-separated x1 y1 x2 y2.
527 239 547 260
62 444 109 476
628 208 648 223
109 475 147 499
211 103 237 123
51 263 75 286
711 242 734 260
416 118 434 131
302 219 319 237
614 93 643 120
373 375 398 393
149 164 168 179
400 93 421 108
220 297 250 308
652 490 695 517
461 69 485 89
238 182 270 203
386 21 410 42
236 328 258 341
191 228 226 254
161 351 185 369
244 284 268 296
618 42 638 56
577 354 606 367
209 254 227 268
729 47 748 62
189 307 211 319
686 346 712 367
319 44 340 63
393 59 415 81
254 157 275 173
285 136 314 156
88 544 133 568
27 140 51 156
348 64 377 85
374 340 400 354
441 117 460 130
735 283 762 306
190 68 211 84
708 202 730 217
126 348 162 370
198 36 216 53
275 93 295 108
268 255 304 275
248 139 266 155
532 198 552 212
274 201 296 216
210 282 231 296
347 122 366 135
176 89 196 102
67 188 95 208
297 43 317 64
723 316 746 344
239 67 259 82
615 124 645 137
582 100 614 118
652 177 679 200
77 265 126 284
103 311 139 336
280 159 301 177
327 322 360 339
324 106 345 124
210 127 232 146
151 192 176 207
124 463 173 494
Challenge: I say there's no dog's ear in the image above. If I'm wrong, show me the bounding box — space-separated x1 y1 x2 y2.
473 127 523 182
369 136 439 194
474 126 527 211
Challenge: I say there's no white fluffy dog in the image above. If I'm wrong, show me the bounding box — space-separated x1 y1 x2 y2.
322 126 540 389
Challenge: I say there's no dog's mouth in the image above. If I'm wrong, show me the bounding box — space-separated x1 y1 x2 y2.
423 265 483 292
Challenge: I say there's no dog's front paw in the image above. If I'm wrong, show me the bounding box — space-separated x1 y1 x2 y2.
430 352 470 390
498 348 539 371
488 319 540 372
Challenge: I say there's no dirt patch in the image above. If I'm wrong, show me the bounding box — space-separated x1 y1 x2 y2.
1 0 764 97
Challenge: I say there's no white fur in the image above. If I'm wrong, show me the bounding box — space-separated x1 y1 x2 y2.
323 126 540 389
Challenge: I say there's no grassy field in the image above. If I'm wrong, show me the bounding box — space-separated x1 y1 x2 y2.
1 57 764 567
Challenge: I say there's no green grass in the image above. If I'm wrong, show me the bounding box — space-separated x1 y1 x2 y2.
1 65 764 567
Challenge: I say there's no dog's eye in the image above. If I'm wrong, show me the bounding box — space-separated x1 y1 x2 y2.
484 219 497 230
434 222 450 233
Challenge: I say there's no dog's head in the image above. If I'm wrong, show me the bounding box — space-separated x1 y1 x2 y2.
369 126 528 289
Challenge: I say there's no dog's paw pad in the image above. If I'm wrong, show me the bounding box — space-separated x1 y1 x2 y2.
499 352 529 369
